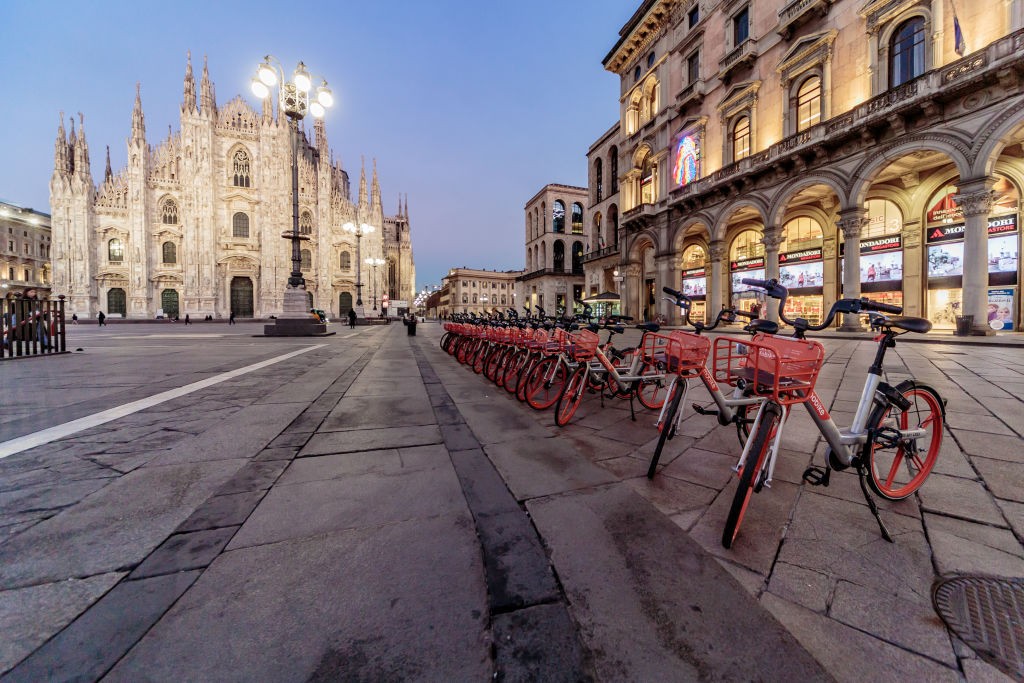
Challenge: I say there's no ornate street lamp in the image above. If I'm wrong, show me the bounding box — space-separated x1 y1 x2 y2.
366 257 385 310
251 56 334 336
342 222 374 312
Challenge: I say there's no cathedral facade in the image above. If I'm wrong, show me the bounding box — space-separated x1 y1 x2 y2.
49 55 415 320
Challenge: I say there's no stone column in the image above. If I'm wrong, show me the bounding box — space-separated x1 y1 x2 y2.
837 208 869 332
763 226 783 323
655 252 677 322
622 263 642 320
709 240 726 317
956 179 996 335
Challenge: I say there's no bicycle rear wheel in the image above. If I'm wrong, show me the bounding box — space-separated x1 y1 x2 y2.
555 367 587 426
505 350 529 395
722 402 782 549
524 357 568 411
484 346 503 382
862 380 944 500
635 362 669 410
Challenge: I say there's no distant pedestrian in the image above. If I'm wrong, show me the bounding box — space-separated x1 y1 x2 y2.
184 313 191 325
229 311 236 325
97 311 106 327
71 313 78 325
347 308 357 329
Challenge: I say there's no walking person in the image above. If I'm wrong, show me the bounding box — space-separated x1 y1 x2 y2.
347 308 357 329
71 313 78 325
184 313 190 326
97 311 106 327
229 311 236 325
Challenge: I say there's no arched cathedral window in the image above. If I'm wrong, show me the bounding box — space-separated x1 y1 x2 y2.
232 212 250 238
299 211 313 235
232 149 251 188
340 251 351 269
162 241 177 264
108 238 124 263
162 199 178 224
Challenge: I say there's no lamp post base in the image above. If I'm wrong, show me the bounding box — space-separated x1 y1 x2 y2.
263 285 333 336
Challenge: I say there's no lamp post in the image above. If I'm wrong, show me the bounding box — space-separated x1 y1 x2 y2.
366 257 384 310
342 221 374 314
481 294 488 315
251 56 334 336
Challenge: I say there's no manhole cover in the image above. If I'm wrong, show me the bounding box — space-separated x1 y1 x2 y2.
933 576 1024 680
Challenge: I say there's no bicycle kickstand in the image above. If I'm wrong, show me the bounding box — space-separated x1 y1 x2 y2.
628 394 637 421
857 465 894 543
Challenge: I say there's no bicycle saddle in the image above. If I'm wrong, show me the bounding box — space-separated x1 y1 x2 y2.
745 319 779 335
876 316 932 334
637 323 660 332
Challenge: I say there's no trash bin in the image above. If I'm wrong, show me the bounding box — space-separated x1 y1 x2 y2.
407 318 417 336
955 315 973 337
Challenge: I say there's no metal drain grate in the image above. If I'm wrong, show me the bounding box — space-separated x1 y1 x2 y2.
933 575 1024 680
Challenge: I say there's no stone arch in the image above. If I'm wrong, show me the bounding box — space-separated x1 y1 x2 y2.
848 136 972 207
670 215 714 253
712 198 769 242
768 172 848 227
626 229 662 262
971 99 1024 178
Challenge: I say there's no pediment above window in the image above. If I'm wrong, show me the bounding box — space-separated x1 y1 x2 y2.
859 0 925 34
717 81 761 118
776 29 837 85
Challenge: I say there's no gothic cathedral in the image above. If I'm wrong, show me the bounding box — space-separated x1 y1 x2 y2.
49 55 415 320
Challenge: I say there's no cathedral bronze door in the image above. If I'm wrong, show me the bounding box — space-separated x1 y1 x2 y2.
107 288 126 317
161 289 179 317
230 277 253 318
339 292 352 315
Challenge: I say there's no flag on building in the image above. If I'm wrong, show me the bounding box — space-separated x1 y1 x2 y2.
953 10 967 56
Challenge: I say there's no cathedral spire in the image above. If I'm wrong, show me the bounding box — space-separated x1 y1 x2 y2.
104 145 112 182
182 50 197 113
358 156 368 207
75 112 91 177
404 193 409 219
54 111 70 176
131 83 146 145
200 55 216 115
314 118 327 163
261 92 273 124
371 158 381 209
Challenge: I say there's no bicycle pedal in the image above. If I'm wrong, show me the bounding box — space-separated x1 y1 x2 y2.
802 466 831 487
692 403 719 417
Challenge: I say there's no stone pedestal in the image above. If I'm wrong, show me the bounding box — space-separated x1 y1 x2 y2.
264 285 332 337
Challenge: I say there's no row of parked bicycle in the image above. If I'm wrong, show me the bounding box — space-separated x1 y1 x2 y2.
440 278 946 549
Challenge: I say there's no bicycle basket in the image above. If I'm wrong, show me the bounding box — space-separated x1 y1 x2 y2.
664 331 711 377
639 332 672 367
567 330 599 361
712 334 825 405
545 327 570 353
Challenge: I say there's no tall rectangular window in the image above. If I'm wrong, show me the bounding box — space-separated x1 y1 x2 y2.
688 6 699 27
733 7 749 46
687 51 700 84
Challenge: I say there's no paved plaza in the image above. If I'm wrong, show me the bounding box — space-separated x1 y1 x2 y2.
0 321 1022 681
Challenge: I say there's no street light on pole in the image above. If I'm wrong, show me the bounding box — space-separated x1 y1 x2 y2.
251 56 334 336
366 257 384 310
342 221 374 312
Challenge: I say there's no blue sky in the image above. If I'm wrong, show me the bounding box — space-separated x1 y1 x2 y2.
0 1 634 290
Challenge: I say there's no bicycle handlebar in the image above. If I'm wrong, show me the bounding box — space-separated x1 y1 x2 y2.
740 277 905 333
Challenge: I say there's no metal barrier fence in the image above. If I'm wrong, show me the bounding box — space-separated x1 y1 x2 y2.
1 296 67 360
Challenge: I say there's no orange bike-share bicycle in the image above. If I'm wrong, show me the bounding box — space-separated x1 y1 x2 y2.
719 278 946 549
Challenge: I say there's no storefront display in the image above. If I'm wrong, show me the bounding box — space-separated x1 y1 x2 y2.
926 213 1019 329
778 247 823 324
840 234 904 299
681 266 707 323
729 257 766 312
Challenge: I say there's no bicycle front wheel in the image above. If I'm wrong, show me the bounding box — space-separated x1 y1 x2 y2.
524 357 568 411
723 402 782 549
647 379 684 479
555 367 587 426
504 350 529 395
862 380 944 500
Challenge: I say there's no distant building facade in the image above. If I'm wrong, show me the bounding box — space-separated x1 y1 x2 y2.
440 268 523 318
49 55 414 320
586 0 1024 332
520 184 588 316
1 201 52 301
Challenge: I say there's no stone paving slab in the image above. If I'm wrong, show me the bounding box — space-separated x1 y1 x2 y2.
3 570 200 682
0 458 245 588
102 515 490 682
0 571 124 674
526 484 830 681
484 438 617 501
298 425 442 456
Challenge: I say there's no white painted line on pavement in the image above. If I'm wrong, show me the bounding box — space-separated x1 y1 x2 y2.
0 344 327 460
